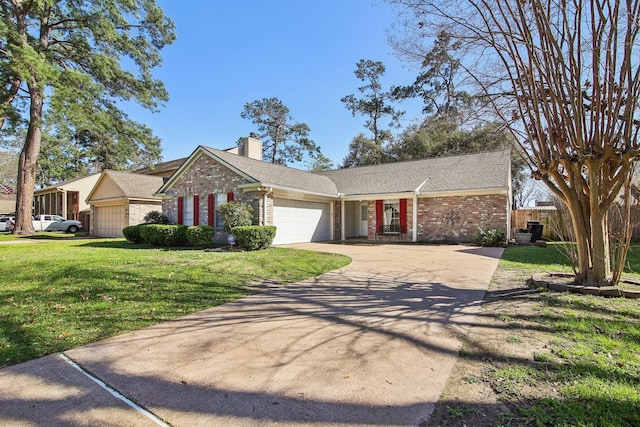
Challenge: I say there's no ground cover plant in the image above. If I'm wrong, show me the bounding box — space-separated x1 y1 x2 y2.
427 243 640 427
0 239 350 366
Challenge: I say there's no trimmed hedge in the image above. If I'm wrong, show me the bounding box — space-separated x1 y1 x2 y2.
122 224 144 243
138 224 190 247
218 201 253 231
231 226 276 251
186 225 215 248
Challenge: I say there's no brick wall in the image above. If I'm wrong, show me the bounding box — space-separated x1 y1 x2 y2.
415 194 508 242
162 154 261 226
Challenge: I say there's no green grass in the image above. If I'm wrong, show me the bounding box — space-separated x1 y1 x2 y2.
0 239 350 366
502 242 640 285
491 245 640 426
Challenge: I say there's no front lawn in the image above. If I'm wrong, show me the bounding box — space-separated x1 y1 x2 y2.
0 239 350 366
428 244 640 427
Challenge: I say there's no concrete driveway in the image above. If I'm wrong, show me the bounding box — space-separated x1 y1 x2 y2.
0 243 502 427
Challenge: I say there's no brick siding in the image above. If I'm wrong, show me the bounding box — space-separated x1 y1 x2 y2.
415 194 508 242
162 154 262 227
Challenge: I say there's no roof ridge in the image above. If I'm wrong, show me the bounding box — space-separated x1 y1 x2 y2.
317 148 510 174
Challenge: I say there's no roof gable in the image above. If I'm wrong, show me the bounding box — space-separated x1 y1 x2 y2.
88 170 164 202
157 146 338 197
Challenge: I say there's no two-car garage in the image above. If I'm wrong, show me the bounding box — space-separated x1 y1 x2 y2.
272 198 332 245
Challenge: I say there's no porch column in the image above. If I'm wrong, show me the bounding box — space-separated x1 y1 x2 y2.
340 200 345 241
413 194 418 242
61 191 67 218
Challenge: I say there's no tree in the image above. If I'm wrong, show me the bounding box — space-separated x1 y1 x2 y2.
35 104 162 187
388 117 528 200
341 133 389 168
389 0 640 286
0 150 18 188
305 152 334 172
0 1 175 235
241 97 320 165
392 31 476 122
341 59 404 148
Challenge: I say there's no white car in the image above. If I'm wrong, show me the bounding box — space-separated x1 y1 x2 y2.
0 216 14 232
33 214 83 233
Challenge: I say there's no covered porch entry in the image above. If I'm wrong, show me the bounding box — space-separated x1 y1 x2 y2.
339 198 413 241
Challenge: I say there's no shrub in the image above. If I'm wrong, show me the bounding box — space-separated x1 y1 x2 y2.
142 224 189 247
186 225 215 248
475 227 506 247
122 224 144 243
139 224 153 243
143 210 169 224
231 226 276 251
218 201 253 231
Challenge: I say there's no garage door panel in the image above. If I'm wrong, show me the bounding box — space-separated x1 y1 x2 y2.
272 198 331 245
94 205 125 238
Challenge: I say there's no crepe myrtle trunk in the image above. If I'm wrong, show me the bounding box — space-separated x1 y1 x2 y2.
564 192 610 286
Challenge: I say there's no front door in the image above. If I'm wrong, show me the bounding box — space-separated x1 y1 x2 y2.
359 203 368 236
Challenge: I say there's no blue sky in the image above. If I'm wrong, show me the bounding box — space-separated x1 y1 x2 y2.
130 0 424 167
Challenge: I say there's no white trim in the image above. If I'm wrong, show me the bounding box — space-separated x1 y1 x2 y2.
238 182 338 199
340 200 345 241
420 188 509 198
412 195 418 242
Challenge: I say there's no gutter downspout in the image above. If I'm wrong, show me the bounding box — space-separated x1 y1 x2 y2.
413 178 430 243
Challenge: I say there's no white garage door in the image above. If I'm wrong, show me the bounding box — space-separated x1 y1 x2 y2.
94 205 126 238
272 198 331 245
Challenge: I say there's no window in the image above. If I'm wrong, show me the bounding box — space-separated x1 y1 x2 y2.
383 201 399 226
361 205 368 221
183 196 194 226
215 193 227 229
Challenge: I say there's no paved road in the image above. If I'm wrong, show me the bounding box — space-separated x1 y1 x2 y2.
0 243 502 426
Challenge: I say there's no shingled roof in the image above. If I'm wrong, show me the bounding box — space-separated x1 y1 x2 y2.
135 157 187 176
89 170 164 202
159 146 510 199
318 150 511 196
199 146 339 196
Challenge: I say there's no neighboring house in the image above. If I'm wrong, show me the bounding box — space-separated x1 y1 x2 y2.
156 137 512 245
86 170 164 238
1 184 15 215
33 173 101 229
135 157 187 180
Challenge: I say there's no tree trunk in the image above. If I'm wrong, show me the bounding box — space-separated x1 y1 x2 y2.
565 184 612 287
13 88 43 235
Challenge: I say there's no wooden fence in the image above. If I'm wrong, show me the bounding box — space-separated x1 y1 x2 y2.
511 208 561 240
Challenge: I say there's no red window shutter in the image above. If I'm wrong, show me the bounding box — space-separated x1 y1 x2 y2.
207 194 214 226
193 195 199 226
400 198 407 232
375 200 383 229
177 197 184 225
227 192 234 202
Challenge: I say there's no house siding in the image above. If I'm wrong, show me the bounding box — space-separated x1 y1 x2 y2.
415 194 508 242
129 202 162 226
162 154 261 227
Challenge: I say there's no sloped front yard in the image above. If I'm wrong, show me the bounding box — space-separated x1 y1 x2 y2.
0 239 350 366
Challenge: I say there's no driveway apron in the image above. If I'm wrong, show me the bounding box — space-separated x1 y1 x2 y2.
0 243 502 426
